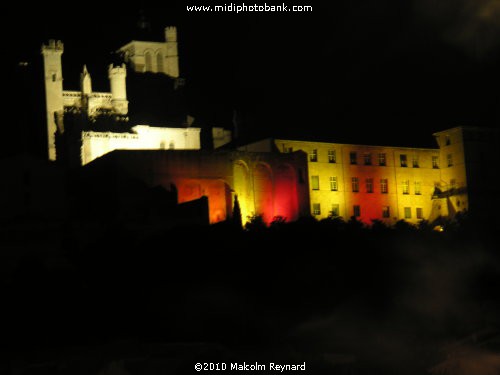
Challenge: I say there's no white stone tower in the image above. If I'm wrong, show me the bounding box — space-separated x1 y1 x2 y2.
164 26 179 78
108 63 129 115
41 40 64 161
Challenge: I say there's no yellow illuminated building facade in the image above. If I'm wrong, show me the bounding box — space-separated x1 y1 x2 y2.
240 126 498 224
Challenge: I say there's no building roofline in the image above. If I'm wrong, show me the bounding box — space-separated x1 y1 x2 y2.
118 40 167 51
272 138 439 151
432 125 499 136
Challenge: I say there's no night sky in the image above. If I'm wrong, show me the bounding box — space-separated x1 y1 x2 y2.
6 1 500 149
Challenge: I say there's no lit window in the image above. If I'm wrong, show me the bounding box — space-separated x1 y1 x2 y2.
412 155 419 168
311 175 319 190
414 181 421 195
366 178 373 193
402 180 410 195
331 204 340 217
404 207 411 219
432 156 439 169
310 149 318 162
364 153 372 165
328 150 336 163
312 203 321 216
382 206 390 218
378 153 386 166
350 151 357 165
352 177 359 192
447 154 453 167
400 154 408 167
353 205 361 217
416 207 423 219
330 176 338 191
380 179 388 194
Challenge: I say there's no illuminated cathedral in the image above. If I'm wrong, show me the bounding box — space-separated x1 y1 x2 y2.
41 28 203 166
41 28 499 226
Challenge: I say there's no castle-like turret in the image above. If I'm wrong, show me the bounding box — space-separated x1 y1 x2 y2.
41 40 64 161
108 63 128 115
164 26 179 78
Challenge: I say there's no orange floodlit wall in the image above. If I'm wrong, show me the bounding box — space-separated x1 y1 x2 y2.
91 149 310 225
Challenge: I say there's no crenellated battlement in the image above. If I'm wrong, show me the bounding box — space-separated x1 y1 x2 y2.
108 63 127 77
41 39 64 53
165 26 177 42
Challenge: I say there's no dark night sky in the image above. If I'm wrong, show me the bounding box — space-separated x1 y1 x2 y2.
6 1 500 151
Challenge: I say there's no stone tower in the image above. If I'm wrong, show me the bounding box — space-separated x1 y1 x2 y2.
164 26 179 78
41 40 64 161
108 63 129 115
118 26 179 78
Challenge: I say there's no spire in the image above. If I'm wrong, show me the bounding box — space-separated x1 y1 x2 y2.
80 64 92 95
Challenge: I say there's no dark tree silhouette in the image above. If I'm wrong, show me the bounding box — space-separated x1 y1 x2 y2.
231 194 243 230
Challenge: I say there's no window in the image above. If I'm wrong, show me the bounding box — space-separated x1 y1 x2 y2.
445 135 451 146
331 204 340 217
432 156 439 169
312 203 321 216
328 150 336 163
330 176 338 191
382 206 390 218
400 154 408 167
450 179 456 189
378 153 386 166
416 207 423 219
311 175 320 190
286 147 293 153
380 179 388 194
309 149 318 162
145 51 152 71
52 73 57 82
404 207 411 219
412 155 419 168
366 178 373 193
364 153 372 165
353 205 361 217
402 180 410 195
156 52 164 73
414 181 421 195
447 154 453 167
350 151 357 165
352 177 359 192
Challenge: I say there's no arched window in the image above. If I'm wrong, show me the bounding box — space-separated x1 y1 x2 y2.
145 51 152 71
156 52 164 73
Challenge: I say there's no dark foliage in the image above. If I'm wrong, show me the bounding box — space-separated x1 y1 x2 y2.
1 213 499 374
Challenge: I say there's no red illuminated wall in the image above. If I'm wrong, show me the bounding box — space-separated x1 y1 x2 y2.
90 150 310 226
